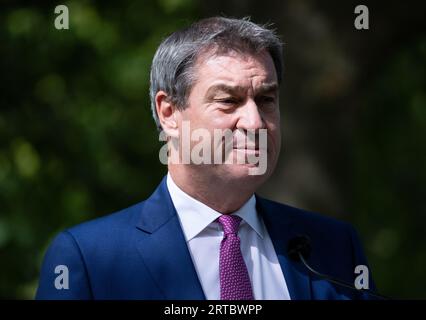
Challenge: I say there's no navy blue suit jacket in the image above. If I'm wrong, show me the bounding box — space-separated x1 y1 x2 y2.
36 176 373 299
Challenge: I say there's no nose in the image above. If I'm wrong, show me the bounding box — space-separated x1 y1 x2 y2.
236 99 265 131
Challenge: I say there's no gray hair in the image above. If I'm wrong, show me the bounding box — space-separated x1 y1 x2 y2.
149 16 283 130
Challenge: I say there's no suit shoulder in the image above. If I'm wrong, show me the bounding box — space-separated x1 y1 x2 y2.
64 200 145 242
258 197 353 231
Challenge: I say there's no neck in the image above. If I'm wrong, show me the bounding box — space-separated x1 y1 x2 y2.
168 165 256 214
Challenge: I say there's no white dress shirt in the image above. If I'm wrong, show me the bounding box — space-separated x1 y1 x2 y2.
166 173 291 300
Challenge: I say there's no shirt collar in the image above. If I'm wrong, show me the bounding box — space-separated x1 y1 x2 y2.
166 173 265 242
233 194 265 240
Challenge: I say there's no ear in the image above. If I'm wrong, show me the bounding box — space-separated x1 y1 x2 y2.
155 91 179 137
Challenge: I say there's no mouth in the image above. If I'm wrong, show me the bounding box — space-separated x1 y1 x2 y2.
232 146 266 152
232 148 268 159
233 149 260 157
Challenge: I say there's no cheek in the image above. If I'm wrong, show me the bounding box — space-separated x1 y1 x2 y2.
180 107 197 121
179 108 206 130
264 113 280 134
209 112 238 129
265 120 281 152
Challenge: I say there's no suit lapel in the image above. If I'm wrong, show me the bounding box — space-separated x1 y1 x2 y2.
135 177 205 300
256 196 312 300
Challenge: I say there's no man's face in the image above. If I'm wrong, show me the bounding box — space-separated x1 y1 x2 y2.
175 49 281 187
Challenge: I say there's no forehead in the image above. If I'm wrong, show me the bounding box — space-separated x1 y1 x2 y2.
192 50 277 89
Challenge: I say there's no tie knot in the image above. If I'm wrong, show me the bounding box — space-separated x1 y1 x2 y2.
218 214 242 235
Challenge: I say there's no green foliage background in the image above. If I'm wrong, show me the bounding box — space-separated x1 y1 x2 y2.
0 0 425 299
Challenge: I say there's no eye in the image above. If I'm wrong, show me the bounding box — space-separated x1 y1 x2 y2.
217 98 239 105
257 96 276 105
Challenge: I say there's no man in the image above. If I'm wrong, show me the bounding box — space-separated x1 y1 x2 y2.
36 17 374 300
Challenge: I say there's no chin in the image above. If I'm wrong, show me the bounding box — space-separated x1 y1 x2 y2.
219 149 276 181
219 164 271 186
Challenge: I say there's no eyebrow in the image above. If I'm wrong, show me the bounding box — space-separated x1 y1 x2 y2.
205 82 278 98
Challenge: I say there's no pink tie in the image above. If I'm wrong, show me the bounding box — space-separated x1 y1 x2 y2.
218 214 254 300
